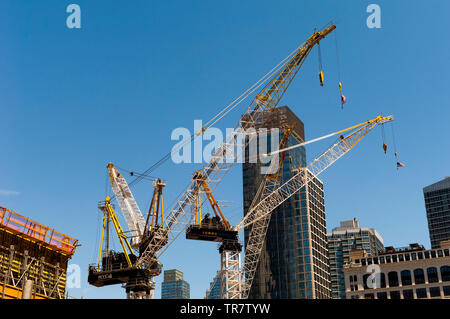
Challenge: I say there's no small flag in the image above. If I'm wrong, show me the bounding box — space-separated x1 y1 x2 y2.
397 162 405 168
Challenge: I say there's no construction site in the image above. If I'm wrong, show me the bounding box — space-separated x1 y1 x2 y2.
0 206 78 299
82 23 396 299
2 23 402 300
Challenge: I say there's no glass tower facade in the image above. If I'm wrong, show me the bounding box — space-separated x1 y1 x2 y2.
327 219 384 299
424 177 450 249
294 169 330 298
161 269 190 299
205 271 222 299
242 106 329 298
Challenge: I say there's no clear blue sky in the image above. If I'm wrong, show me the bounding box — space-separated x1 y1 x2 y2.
1 0 449 298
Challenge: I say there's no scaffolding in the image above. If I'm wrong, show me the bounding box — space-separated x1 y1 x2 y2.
0 206 78 299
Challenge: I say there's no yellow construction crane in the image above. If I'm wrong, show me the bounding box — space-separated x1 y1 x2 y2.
136 24 337 278
97 197 135 269
88 164 167 298
91 24 338 298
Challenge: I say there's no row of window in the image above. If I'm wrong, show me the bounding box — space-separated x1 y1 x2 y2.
349 266 450 290
351 286 450 299
357 248 450 266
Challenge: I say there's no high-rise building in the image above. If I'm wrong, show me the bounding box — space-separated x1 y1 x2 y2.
327 218 384 299
205 271 222 299
424 177 450 249
242 106 329 298
294 168 331 299
161 269 190 299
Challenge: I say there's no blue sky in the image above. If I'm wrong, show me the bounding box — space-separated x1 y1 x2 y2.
1 0 449 298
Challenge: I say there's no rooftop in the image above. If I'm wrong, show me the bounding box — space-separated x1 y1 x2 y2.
423 176 450 193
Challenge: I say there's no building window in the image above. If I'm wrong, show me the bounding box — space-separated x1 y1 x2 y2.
388 271 399 287
390 291 401 299
403 289 414 299
427 267 439 283
363 274 370 290
377 292 387 299
378 272 386 288
429 287 441 298
364 293 374 299
440 266 450 282
443 286 450 296
416 288 427 299
414 269 425 285
401 270 412 286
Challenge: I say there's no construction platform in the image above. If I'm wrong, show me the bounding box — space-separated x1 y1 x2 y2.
0 206 78 299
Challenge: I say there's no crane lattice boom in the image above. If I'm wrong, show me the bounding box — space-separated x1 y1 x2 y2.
237 115 393 298
107 163 145 245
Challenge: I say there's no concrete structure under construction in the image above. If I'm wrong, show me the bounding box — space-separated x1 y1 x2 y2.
0 206 78 299
343 242 450 299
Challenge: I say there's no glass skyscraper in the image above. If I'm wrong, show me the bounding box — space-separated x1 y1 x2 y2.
294 169 330 299
205 271 222 299
242 106 329 298
424 177 450 249
327 218 384 299
161 269 190 299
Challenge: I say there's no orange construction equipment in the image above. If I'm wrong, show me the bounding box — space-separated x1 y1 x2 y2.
0 206 79 299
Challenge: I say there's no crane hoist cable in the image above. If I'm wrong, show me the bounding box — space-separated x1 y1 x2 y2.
317 40 324 86
390 121 404 168
334 30 346 108
379 112 388 154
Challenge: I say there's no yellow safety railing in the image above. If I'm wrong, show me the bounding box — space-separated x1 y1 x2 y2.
0 206 78 256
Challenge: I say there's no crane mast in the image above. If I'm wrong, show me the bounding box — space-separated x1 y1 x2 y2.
137 24 336 269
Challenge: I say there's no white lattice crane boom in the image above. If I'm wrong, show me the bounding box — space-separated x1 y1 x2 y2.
234 115 394 299
107 163 146 246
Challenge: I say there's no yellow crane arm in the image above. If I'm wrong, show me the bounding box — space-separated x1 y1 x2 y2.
254 24 336 111
137 25 337 269
193 171 232 231
97 197 135 270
